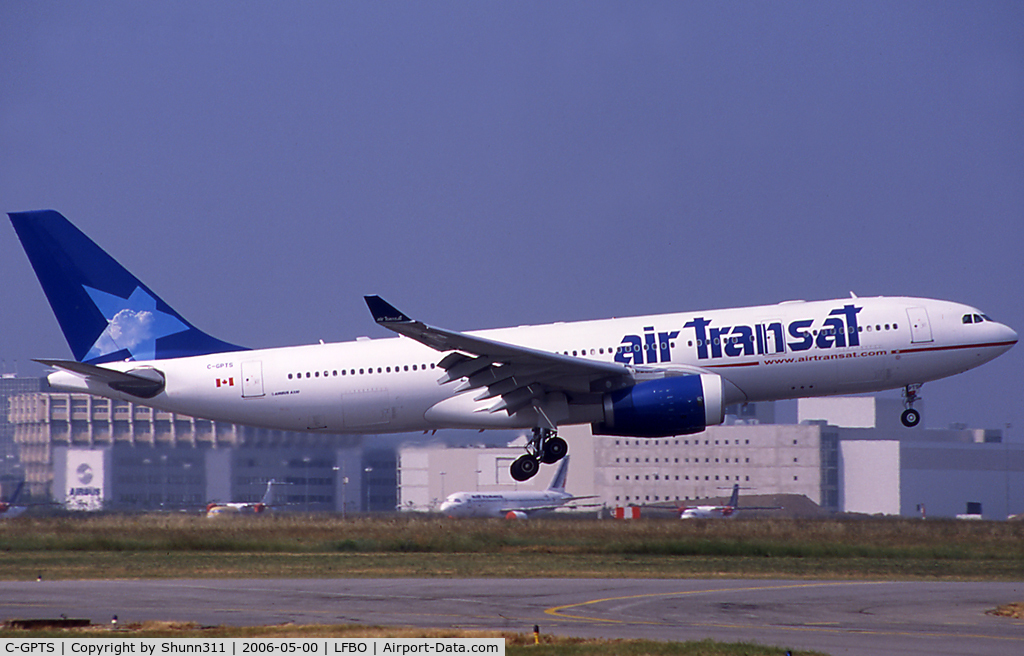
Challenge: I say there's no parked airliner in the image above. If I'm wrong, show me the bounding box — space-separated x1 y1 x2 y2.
205 480 280 517
0 482 29 519
438 456 595 518
9 211 1017 482
677 484 780 519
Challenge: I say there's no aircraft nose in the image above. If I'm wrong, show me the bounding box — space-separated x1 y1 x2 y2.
997 322 1018 348
988 321 1018 358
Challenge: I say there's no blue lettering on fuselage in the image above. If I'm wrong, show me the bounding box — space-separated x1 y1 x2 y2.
614 326 679 365
616 305 862 364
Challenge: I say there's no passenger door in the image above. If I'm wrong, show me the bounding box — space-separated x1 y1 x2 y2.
906 307 934 344
241 360 265 398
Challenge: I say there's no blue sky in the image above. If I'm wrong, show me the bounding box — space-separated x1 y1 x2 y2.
1 2 1021 436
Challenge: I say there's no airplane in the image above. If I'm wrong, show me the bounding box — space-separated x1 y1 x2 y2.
9 210 1018 483
205 479 279 517
438 455 596 518
0 481 29 519
676 484 780 519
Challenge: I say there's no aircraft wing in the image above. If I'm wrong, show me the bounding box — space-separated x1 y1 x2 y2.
365 296 635 417
561 501 604 509
498 504 563 515
645 501 783 512
498 498 602 515
562 495 601 504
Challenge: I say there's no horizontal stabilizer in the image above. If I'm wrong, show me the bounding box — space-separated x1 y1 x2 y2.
35 359 166 399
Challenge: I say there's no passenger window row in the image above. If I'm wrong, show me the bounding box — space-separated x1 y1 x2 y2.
288 363 437 380
563 347 614 357
285 317 918 383
561 343 677 357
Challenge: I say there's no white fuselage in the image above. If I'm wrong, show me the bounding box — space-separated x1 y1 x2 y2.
438 490 574 518
0 505 29 519
680 505 736 519
205 503 268 517
47 296 1017 435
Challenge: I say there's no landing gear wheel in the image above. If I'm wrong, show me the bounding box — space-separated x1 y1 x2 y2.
510 454 540 481
540 436 568 464
514 426 568 479
901 408 921 428
901 383 922 428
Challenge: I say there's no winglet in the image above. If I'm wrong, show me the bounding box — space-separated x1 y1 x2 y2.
364 296 412 324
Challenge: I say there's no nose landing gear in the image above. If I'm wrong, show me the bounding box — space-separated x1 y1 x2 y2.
901 384 922 427
510 427 568 481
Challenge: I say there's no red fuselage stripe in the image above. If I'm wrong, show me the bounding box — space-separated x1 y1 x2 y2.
892 339 1017 355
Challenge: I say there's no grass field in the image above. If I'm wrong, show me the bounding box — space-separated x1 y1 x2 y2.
4 514 1019 654
1 513 1022 580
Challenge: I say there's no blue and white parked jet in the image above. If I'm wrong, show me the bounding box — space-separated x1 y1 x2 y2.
677 484 780 520
9 210 1018 482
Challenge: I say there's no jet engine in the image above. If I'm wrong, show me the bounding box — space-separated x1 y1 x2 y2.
504 511 528 520
593 373 724 438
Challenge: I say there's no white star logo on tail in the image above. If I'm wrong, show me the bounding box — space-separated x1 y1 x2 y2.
83 286 189 361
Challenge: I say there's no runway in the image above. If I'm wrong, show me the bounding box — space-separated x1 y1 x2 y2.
2 579 1022 656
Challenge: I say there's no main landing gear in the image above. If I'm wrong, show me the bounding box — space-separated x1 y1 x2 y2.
901 383 922 427
509 427 568 481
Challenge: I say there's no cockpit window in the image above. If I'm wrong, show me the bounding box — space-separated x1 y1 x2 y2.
963 313 994 325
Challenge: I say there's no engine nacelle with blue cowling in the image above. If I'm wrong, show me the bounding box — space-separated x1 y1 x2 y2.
592 373 724 438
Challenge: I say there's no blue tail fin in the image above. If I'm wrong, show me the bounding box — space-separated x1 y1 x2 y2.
261 480 276 505
547 456 570 492
727 483 740 507
5 481 25 505
10 210 246 363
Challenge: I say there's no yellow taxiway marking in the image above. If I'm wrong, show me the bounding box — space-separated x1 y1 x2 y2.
544 581 1024 643
545 580 881 623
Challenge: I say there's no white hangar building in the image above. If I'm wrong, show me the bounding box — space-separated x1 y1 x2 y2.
800 398 1020 518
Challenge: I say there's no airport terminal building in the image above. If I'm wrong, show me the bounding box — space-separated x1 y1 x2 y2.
0 374 44 496
4 374 1023 519
4 381 393 513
